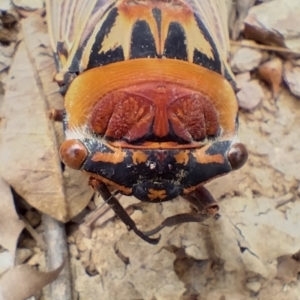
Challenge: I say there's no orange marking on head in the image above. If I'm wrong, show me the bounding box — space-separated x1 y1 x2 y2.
174 151 189 165
148 189 167 201
193 146 225 165
88 174 132 195
132 150 148 165
91 149 126 164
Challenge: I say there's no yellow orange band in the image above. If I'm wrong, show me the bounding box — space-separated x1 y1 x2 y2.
65 58 237 134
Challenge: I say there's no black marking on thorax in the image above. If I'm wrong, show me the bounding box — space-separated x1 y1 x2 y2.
87 7 124 69
192 13 221 73
68 2 118 74
130 21 157 59
65 1 227 84
164 22 188 61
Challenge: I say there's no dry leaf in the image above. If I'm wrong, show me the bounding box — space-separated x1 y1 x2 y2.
0 14 92 222
0 177 25 269
258 57 283 99
244 0 300 58
22 15 94 220
0 38 67 221
0 262 64 300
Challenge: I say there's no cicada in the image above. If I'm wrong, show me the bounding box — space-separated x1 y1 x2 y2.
46 0 248 244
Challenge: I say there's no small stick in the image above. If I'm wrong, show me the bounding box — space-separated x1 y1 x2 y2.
20 215 47 251
275 193 294 209
43 215 72 300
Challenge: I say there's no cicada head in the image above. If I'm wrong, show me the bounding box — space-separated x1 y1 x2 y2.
59 58 247 201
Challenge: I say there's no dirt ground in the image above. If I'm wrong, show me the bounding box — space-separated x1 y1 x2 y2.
0 1 300 300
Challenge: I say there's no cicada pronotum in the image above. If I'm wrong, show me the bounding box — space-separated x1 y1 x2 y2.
46 0 248 244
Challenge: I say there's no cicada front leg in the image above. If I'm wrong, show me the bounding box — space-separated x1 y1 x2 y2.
89 178 161 245
143 186 219 237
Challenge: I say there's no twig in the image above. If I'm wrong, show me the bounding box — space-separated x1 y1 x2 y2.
20 215 47 251
43 215 72 300
275 193 294 209
230 40 300 55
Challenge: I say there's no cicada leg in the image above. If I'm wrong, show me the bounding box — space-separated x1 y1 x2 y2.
89 178 161 245
182 186 219 216
143 186 219 237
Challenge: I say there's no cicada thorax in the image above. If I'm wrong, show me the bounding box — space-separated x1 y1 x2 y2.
58 0 234 82
58 0 247 202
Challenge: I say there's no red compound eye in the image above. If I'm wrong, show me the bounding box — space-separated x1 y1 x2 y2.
59 139 88 170
228 143 248 170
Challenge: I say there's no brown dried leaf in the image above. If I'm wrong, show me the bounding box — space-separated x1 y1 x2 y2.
0 177 25 268
0 39 68 221
0 14 92 222
258 57 283 99
0 262 64 300
244 0 300 58
22 14 94 220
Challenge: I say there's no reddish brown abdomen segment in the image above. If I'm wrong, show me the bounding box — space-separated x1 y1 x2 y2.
89 83 220 143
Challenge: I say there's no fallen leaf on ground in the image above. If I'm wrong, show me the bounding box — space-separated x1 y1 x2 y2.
0 262 64 300
22 15 94 220
0 14 92 222
244 0 300 58
0 37 67 221
0 177 25 271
